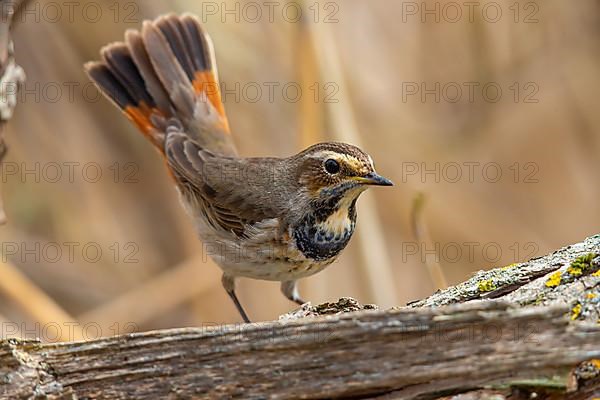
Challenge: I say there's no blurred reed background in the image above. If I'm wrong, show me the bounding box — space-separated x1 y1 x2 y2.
1 0 599 341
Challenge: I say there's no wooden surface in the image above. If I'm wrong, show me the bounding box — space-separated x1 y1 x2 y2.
409 234 600 322
1 301 599 399
1 235 599 399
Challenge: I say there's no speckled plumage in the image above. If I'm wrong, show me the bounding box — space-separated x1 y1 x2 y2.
86 13 392 322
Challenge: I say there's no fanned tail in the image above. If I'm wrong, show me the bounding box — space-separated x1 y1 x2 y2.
85 13 235 156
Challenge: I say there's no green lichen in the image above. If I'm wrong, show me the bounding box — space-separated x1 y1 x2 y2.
533 294 545 305
546 253 599 288
499 373 571 390
477 279 497 292
545 271 562 288
567 253 598 277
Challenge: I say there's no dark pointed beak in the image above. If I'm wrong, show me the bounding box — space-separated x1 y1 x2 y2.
356 172 394 186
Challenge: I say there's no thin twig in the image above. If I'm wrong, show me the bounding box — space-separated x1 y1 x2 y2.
410 192 448 290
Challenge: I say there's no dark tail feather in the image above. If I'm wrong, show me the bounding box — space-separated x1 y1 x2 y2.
85 13 230 153
85 61 162 147
180 14 214 72
124 29 172 114
155 15 196 81
100 43 157 109
85 62 135 111
140 18 195 119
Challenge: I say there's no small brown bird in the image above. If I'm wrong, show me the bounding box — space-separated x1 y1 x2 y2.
85 13 392 322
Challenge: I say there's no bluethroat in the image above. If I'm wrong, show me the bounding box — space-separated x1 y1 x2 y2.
85 14 392 322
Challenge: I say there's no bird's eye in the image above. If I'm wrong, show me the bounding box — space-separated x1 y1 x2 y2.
324 159 340 174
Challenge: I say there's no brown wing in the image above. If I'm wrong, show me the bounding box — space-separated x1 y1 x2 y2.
165 128 283 237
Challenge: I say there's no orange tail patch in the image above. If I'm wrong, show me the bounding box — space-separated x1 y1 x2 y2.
192 71 230 132
124 103 164 151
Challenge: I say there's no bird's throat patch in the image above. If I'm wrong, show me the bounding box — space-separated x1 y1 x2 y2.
317 196 356 235
292 194 358 261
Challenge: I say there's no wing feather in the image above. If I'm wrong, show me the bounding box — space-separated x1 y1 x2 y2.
165 130 283 237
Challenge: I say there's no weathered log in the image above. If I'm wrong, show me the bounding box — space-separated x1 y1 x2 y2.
408 235 600 324
1 235 599 399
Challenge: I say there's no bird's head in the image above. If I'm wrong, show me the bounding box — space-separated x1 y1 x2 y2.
293 142 393 203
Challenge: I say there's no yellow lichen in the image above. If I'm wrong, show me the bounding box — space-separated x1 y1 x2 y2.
593 269 600 277
586 293 597 299
478 279 497 292
545 271 562 288
591 359 600 369
567 265 584 277
501 263 518 271
571 303 582 320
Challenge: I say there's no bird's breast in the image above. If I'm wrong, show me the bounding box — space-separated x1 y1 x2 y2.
292 197 357 262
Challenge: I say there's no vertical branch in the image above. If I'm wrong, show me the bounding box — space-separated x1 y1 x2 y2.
0 0 26 224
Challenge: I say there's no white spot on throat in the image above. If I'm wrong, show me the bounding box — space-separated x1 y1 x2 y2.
317 188 363 235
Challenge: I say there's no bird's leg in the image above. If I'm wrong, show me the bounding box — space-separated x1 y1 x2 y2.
222 274 251 323
281 280 307 306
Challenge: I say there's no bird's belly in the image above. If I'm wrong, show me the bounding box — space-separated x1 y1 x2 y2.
192 216 338 281
204 237 336 281
221 257 335 281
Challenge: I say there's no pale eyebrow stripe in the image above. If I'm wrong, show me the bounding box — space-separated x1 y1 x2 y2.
309 151 366 171
310 150 340 159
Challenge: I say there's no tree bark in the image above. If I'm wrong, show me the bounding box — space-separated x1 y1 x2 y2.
1 235 599 399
